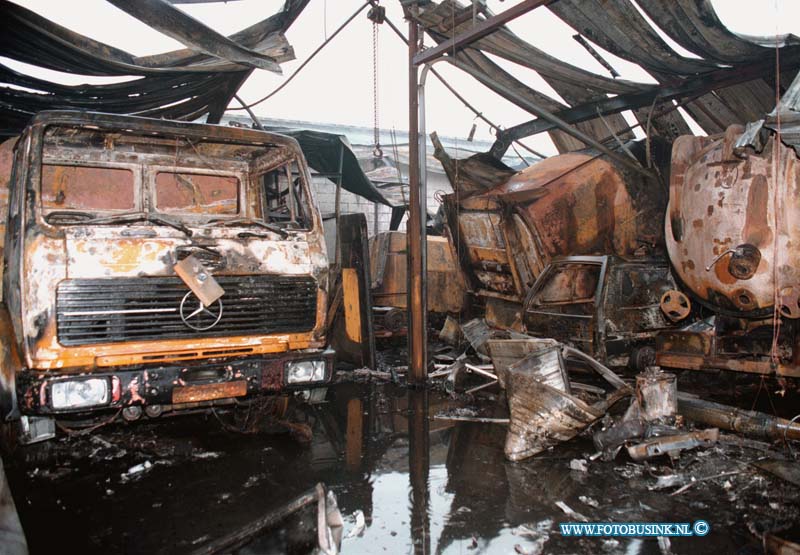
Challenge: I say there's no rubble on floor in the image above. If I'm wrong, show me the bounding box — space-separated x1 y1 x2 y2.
433 316 800 479
192 483 343 555
4 319 800 554
4 371 800 554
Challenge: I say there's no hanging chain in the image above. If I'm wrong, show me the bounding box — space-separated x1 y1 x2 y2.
372 14 381 157
369 1 385 158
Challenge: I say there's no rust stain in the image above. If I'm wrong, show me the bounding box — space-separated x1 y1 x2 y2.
666 127 800 317
743 174 773 247
172 380 247 404
713 254 737 284
445 148 665 303
6 113 331 387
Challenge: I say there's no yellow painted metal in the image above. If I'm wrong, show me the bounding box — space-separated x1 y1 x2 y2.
342 268 362 342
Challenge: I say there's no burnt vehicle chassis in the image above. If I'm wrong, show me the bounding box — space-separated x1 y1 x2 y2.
657 315 800 379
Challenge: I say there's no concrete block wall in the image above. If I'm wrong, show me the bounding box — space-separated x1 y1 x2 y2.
309 173 453 260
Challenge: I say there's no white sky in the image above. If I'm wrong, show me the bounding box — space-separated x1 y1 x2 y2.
6 0 800 156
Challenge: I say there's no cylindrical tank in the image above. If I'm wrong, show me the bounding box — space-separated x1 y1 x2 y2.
666 125 800 318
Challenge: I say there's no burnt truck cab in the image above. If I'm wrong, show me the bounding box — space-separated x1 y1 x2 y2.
522 255 677 369
0 111 333 442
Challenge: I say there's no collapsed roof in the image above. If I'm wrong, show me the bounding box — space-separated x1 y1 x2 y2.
0 0 309 136
408 0 800 158
2 0 797 162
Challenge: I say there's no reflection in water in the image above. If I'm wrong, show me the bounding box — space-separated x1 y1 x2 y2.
408 389 431 555
11 380 742 555
317 383 695 554
345 397 363 472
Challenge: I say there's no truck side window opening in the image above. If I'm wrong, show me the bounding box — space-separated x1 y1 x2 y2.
154 171 239 215
8 140 22 219
41 165 135 212
260 159 310 229
535 264 600 305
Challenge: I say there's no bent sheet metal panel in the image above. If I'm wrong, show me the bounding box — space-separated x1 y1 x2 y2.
505 345 631 461
0 0 309 133
415 0 798 152
105 0 285 73
414 0 636 152
547 0 781 137
635 0 785 63
416 0 643 95
549 0 719 76
438 48 586 151
0 0 302 75
505 369 603 461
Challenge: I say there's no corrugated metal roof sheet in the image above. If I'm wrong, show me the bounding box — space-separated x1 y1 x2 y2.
0 0 308 135
408 0 800 156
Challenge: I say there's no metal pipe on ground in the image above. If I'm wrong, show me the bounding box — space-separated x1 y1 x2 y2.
678 393 800 442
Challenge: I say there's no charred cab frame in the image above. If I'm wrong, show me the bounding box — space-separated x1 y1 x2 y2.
0 111 334 438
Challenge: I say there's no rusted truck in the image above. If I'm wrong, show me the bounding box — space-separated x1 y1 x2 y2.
441 144 668 313
369 231 466 336
0 111 333 443
438 141 670 338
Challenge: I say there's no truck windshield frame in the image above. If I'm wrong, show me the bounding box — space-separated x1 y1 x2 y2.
36 123 316 232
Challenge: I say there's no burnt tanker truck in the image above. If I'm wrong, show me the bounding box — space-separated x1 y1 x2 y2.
657 76 800 378
657 71 800 377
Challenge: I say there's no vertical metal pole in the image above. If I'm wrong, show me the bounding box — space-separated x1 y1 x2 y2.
284 164 297 224
334 142 344 265
417 65 429 375
407 16 427 383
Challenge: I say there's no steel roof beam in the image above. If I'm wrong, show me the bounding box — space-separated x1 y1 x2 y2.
412 0 551 66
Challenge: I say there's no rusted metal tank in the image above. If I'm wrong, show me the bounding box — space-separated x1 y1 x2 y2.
666 125 800 317
442 145 668 303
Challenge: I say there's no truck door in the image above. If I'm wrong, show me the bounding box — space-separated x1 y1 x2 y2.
601 262 676 358
523 260 604 356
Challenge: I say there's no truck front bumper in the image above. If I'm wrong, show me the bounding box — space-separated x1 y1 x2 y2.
16 348 335 416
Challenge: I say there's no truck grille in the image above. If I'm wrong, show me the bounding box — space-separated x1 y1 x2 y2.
56 276 318 346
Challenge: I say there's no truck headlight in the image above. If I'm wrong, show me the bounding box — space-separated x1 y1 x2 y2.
285 360 326 384
51 379 109 410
